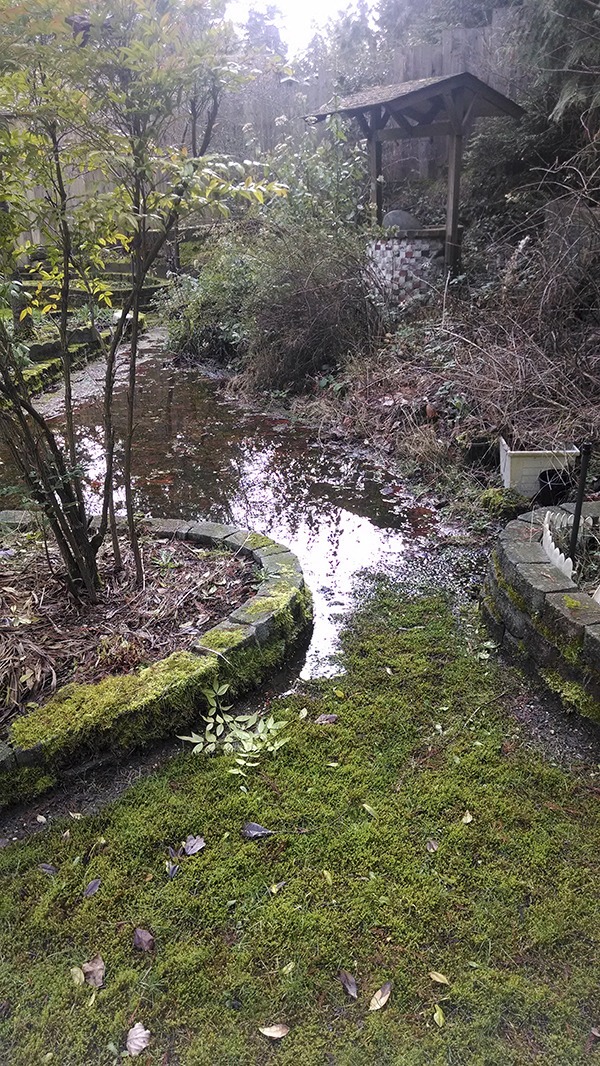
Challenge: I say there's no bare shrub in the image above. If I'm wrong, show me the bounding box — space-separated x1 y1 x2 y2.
445 200 600 449
243 226 385 392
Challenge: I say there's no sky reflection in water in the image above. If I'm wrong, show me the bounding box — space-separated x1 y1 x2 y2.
3 360 438 677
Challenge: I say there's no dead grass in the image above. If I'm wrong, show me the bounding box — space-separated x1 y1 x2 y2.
291 228 600 466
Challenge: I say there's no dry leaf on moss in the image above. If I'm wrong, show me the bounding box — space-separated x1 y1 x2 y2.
82 955 105 988
242 822 273 840
338 970 358 999
126 1022 151 1056
38 863 57 876
133 928 155 952
369 981 392 1011
183 834 205 855
258 1024 289 1039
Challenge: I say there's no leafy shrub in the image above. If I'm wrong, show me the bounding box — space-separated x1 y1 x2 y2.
156 239 251 365
159 221 384 389
158 127 380 389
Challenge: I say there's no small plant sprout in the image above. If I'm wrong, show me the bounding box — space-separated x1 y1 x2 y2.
178 682 289 773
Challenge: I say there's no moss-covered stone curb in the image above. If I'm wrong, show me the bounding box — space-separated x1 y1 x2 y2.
482 504 600 721
0 514 313 808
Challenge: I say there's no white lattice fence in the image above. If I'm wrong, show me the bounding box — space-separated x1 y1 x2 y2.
543 510 600 602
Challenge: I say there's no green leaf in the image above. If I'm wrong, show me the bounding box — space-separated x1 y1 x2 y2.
429 971 450 985
433 1004 445 1027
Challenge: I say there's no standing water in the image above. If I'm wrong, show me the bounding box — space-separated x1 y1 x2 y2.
1 344 439 677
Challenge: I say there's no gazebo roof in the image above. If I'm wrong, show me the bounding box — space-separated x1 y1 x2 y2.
307 71 524 274
308 71 524 135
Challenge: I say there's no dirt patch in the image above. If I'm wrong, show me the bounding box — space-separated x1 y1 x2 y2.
0 527 258 732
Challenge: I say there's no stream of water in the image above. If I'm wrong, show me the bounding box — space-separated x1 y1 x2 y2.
1 345 441 677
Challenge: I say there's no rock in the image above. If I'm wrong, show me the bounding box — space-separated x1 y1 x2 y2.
382 209 422 230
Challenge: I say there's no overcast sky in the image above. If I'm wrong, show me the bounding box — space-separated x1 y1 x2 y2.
227 0 351 56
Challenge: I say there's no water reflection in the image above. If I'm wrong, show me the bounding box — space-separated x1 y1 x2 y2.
1 361 438 677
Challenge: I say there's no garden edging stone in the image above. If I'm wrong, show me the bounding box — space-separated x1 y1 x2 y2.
0 512 312 808
482 503 600 721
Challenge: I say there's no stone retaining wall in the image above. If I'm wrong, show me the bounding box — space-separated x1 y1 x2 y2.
0 513 312 808
482 503 600 722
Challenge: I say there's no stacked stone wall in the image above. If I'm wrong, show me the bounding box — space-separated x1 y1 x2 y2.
482 503 600 721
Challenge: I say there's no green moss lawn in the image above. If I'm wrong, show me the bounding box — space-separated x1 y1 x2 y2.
1 581 599 1064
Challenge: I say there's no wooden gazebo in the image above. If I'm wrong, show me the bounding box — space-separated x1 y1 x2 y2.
308 71 524 273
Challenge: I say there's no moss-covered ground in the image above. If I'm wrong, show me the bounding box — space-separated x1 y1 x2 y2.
0 581 599 1065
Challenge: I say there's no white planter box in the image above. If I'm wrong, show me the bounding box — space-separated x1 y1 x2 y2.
499 436 580 498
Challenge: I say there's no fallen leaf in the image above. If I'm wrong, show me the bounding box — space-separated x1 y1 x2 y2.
69 812 82 820
126 1022 151 1057
369 981 392 1011
298 708 308 720
70 966 85 986
426 838 439 853
268 881 286 895
183 834 205 856
133 927 155 952
61 830 70 841
281 961 295 974
82 954 105 988
334 689 345 699
338 969 358 999
38 863 57 876
83 878 101 898
241 822 273 840
36 815 47 824
362 803 376 818
87 990 96 1008
429 971 450 985
323 869 333 886
315 714 337 724
258 1024 289 1040
461 811 474 824
433 1003 445 1027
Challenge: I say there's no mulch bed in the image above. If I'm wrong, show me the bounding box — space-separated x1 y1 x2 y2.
0 528 258 731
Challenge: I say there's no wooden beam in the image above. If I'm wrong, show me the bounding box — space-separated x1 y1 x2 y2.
384 107 414 135
375 122 454 141
445 130 463 275
351 111 371 138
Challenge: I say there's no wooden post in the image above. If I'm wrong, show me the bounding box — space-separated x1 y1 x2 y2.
445 129 463 275
368 109 384 225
